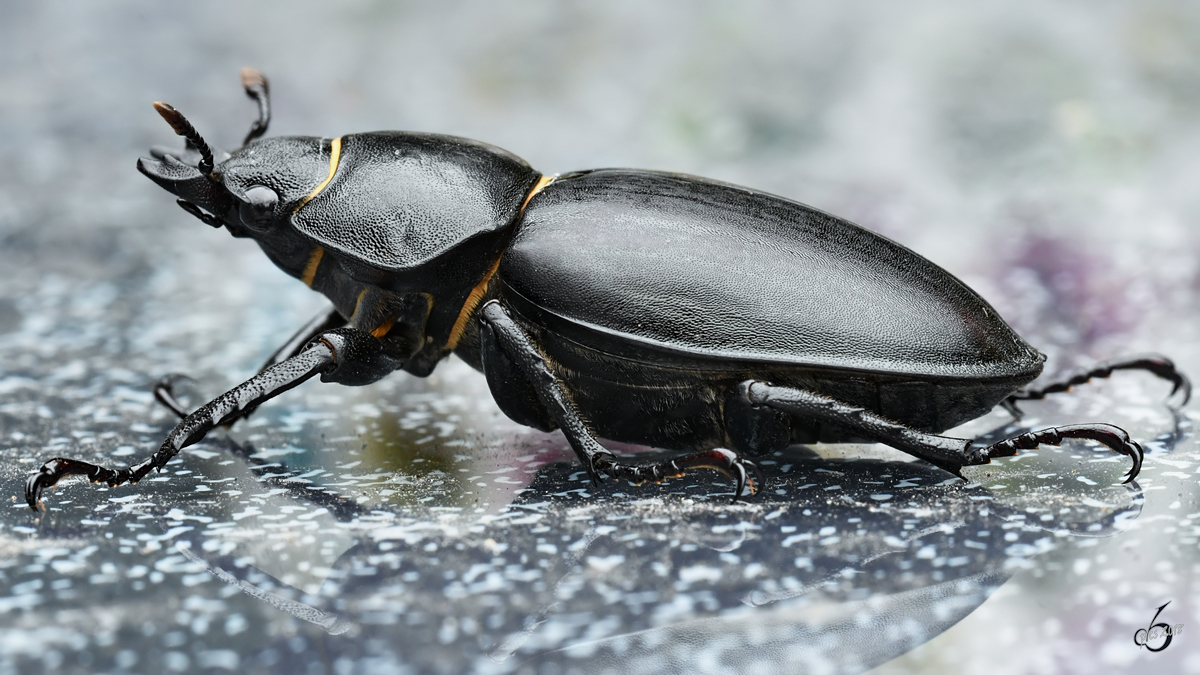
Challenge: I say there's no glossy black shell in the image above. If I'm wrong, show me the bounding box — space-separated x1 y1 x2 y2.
497 169 1044 438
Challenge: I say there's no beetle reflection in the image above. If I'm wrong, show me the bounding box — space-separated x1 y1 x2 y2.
172 446 1142 674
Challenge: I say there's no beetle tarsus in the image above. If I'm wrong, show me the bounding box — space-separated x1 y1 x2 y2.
982 423 1143 483
590 449 761 501
25 457 146 510
1003 354 1192 414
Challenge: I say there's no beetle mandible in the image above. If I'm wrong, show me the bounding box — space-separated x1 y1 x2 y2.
26 69 1190 509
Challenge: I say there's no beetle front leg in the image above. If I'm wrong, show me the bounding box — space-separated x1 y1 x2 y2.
260 306 349 373
745 381 1144 483
154 306 347 420
26 327 395 509
1001 353 1191 418
479 301 760 499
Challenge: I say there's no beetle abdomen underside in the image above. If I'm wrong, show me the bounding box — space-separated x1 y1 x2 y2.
521 322 1030 449
502 169 1044 382
555 365 1025 448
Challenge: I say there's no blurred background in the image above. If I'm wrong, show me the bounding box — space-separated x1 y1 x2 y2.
1 1 1198 673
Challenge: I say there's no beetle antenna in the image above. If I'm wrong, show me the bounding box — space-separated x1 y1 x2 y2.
241 67 271 146
152 101 215 175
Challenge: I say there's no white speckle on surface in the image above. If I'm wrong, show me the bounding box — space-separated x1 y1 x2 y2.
781 533 813 547
585 555 625 574
677 565 722 586
197 650 239 670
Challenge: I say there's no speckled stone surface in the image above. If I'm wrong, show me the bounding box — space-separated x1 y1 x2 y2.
1 2 1198 673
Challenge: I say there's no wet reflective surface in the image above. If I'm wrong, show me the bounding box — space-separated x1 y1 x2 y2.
2 1 1199 673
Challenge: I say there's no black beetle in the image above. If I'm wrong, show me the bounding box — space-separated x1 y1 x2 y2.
26 69 1190 509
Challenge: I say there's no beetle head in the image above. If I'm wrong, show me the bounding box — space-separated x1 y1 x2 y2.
136 69 329 244
140 140 327 237
137 102 235 230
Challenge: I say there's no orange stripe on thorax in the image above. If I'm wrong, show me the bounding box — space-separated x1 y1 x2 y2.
294 137 342 214
301 247 325 287
297 138 340 288
445 174 556 350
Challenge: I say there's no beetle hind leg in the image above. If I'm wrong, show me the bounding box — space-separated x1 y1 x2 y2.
745 380 1144 482
1002 354 1191 418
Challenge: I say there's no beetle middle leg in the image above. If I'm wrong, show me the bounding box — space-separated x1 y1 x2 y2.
1000 353 1191 418
745 381 1144 482
478 300 760 499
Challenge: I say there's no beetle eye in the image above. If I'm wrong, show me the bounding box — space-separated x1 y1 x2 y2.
240 185 278 228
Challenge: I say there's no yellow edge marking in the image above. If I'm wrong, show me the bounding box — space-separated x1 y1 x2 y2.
445 174 557 351
350 287 368 323
371 317 396 339
293 137 342 213
446 256 502 350
520 174 556 211
301 247 325 287
349 285 397 338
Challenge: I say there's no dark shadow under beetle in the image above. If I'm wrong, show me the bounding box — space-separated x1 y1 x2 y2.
153 449 1146 674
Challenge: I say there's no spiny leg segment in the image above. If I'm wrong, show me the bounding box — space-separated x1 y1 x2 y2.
155 306 347 422
745 381 1144 483
1001 354 1190 418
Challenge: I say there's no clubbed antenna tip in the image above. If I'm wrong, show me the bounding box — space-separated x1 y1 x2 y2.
152 101 215 175
241 67 268 92
240 67 271 146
